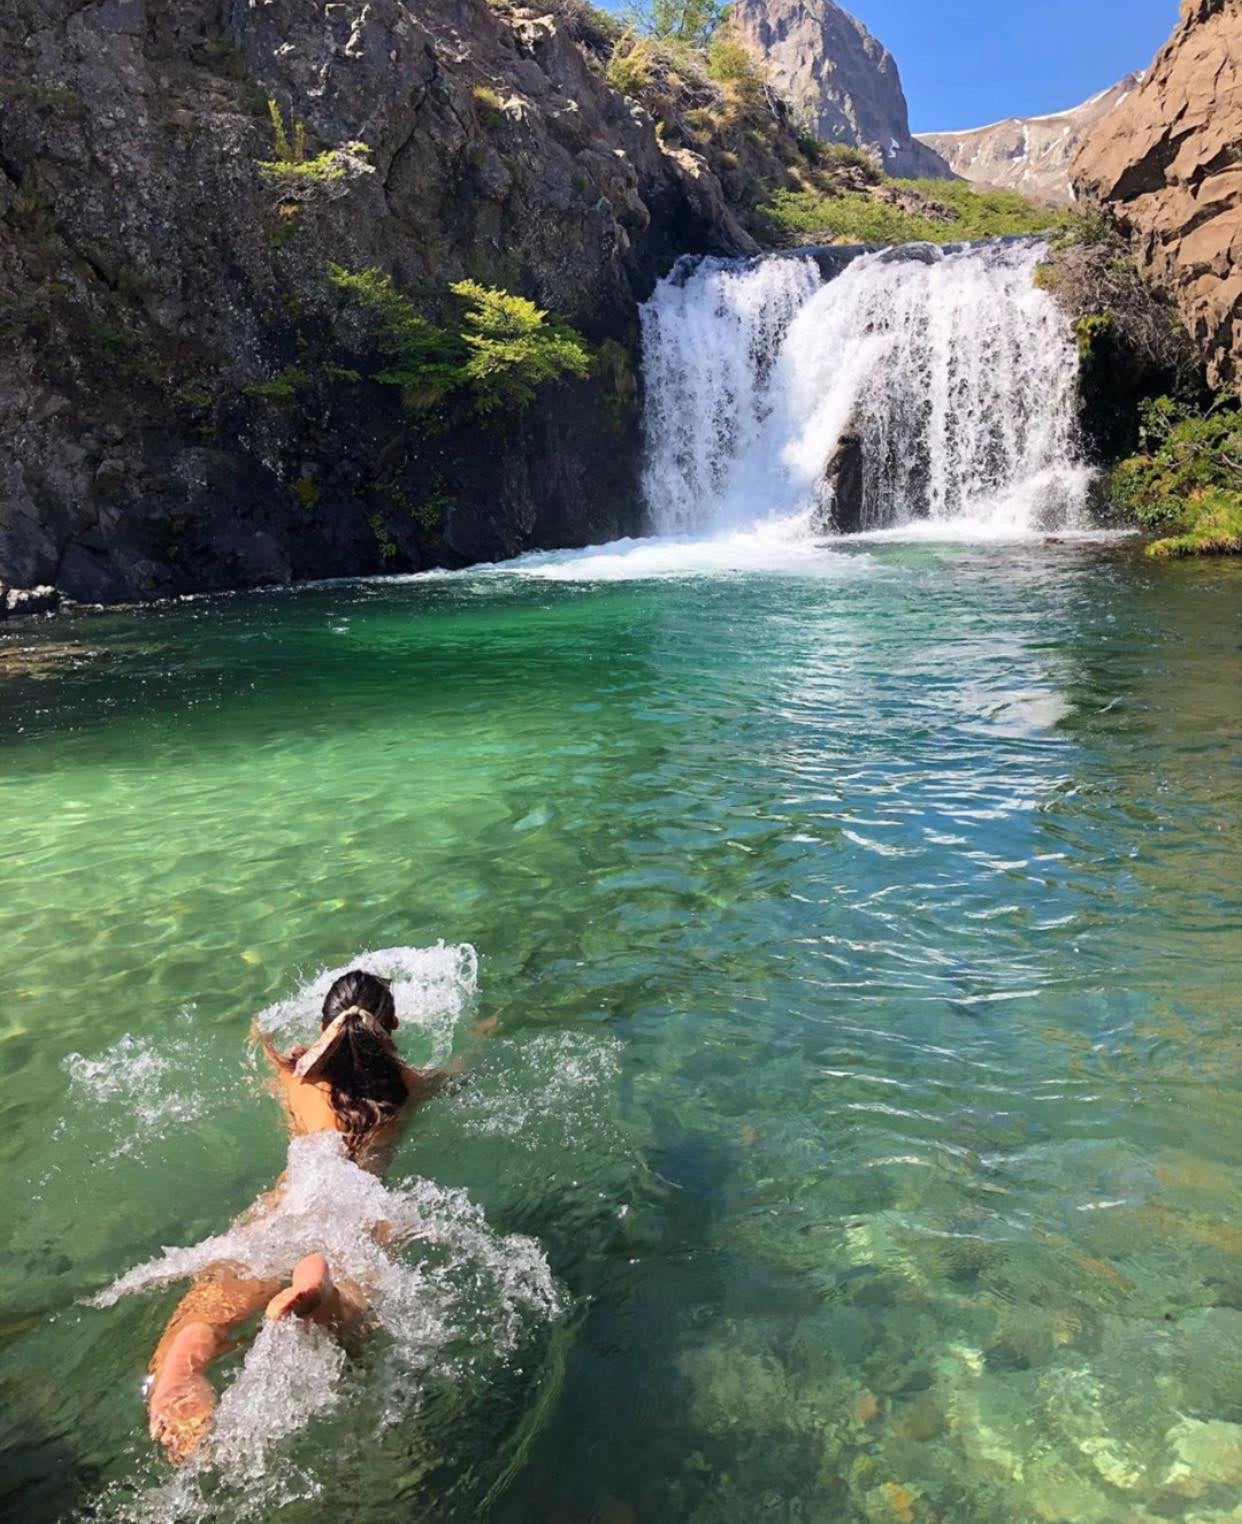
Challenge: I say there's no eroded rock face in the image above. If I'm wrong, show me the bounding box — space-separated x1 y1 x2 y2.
731 0 953 180
1073 0 1242 390
0 0 754 604
919 76 1144 207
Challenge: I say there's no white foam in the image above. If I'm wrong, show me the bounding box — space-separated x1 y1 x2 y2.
63 1022 237 1158
255 943 478 1068
459 518 873 582
211 1319 348 1479
92 1128 562 1511
92 1128 560 1337
457 1031 624 1149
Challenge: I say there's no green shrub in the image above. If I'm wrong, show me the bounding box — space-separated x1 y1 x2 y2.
1143 490 1242 558
449 280 593 414
551 0 622 47
11 172 56 242
1074 311 1114 361
607 33 659 99
260 152 347 182
818 141 880 177
634 0 727 46
293 474 320 507
1048 204 1117 252
245 364 309 401
367 512 399 561
1106 398 1242 556
328 266 593 414
265 98 306 165
706 28 764 97
256 98 368 182
327 264 464 407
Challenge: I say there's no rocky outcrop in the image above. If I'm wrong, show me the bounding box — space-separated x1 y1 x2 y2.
731 0 954 180
1073 0 1242 391
0 0 757 605
919 75 1144 206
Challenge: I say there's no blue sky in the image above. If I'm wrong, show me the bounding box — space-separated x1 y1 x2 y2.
842 0 1179 131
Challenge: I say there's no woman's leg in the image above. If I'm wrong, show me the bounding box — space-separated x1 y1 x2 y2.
147 1265 283 1463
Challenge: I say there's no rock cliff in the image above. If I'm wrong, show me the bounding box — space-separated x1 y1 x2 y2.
730 0 953 180
1073 0 1242 391
919 76 1144 206
0 0 757 606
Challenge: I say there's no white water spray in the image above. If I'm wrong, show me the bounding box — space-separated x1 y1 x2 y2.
641 241 1090 538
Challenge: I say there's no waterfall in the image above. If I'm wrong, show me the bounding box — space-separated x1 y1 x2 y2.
640 240 1090 538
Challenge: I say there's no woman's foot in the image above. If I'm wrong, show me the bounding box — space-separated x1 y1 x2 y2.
264 1253 333 1322
147 1321 219 1464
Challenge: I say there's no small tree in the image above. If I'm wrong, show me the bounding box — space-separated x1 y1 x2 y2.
327 265 464 407
629 0 728 46
449 281 593 414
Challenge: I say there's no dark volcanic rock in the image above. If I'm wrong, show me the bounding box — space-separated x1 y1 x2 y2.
820 430 864 533
0 0 754 604
731 0 954 180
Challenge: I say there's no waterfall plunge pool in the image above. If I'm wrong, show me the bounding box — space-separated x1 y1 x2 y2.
2 539 1240 1523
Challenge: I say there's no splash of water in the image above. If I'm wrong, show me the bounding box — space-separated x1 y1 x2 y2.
87 942 560 1518
641 241 1090 537
92 1131 561 1352
255 942 479 1068
64 1032 209 1156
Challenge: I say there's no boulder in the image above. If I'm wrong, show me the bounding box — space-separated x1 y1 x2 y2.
820 430 865 533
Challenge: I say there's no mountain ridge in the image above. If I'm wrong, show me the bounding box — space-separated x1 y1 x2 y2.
731 0 954 180
917 74 1144 205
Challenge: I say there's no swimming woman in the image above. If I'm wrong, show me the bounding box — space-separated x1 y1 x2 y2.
146 969 448 1463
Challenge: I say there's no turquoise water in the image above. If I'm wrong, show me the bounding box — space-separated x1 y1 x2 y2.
2 538 1240 1523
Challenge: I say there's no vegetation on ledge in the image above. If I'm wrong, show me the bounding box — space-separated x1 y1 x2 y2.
593 10 1067 249
1107 398 1242 559
756 180 1073 247
255 99 372 187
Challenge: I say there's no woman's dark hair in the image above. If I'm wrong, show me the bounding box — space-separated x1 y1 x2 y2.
312 970 407 1157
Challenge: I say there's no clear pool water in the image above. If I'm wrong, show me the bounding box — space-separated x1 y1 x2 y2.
1 537 1239 1523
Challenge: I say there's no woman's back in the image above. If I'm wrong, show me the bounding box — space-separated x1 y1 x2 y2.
270 1063 422 1151
259 969 433 1165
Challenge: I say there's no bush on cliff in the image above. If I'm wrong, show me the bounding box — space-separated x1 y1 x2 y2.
634 0 728 47
326 265 464 408
450 281 593 413
326 266 592 415
1108 398 1242 557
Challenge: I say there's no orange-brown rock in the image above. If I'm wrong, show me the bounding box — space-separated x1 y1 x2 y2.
1073 0 1242 390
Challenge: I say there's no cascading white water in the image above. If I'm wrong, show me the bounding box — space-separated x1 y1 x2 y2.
641 240 1091 538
